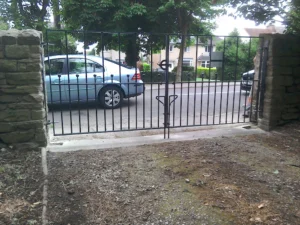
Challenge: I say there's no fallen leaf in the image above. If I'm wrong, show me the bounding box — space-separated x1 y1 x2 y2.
258 203 265 209
273 170 279 174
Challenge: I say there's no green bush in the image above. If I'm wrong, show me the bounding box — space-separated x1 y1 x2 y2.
172 66 194 73
141 71 196 83
142 63 151 72
196 67 218 79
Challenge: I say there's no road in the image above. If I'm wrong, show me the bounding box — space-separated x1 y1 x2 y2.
48 82 251 135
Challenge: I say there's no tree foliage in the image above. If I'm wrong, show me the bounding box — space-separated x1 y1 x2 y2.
216 29 259 81
0 0 50 31
61 0 222 75
225 0 300 34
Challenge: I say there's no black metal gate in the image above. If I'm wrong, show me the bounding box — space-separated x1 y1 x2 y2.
44 30 264 138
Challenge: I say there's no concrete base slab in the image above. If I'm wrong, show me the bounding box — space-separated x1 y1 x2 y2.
48 124 265 152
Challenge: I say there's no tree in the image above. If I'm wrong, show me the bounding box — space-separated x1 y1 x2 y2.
224 0 300 34
158 0 223 81
215 28 259 81
61 0 177 66
0 19 8 30
286 0 300 34
0 0 51 31
61 0 222 79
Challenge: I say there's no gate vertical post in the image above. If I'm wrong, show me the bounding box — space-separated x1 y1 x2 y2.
164 35 170 139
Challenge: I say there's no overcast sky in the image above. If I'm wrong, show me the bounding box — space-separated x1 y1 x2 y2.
213 15 267 36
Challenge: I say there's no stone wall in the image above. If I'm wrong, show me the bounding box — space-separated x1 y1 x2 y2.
0 29 48 149
255 34 300 131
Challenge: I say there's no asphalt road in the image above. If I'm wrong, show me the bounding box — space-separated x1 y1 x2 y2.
48 82 251 135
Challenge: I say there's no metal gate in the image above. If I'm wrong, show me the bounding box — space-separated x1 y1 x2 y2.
44 30 264 138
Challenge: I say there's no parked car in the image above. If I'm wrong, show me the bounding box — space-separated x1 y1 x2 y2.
241 70 254 91
44 55 144 109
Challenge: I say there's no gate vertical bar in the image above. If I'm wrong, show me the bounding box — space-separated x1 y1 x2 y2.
46 30 56 136
65 31 73 134
165 35 170 139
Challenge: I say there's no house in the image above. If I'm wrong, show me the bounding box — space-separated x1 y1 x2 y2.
151 37 223 71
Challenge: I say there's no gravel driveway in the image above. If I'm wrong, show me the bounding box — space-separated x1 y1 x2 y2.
46 122 300 225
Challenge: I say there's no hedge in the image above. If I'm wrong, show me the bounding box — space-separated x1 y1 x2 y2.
141 71 196 83
142 63 151 72
172 66 194 73
196 67 218 79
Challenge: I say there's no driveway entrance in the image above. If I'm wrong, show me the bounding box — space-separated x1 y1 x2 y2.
44 30 265 138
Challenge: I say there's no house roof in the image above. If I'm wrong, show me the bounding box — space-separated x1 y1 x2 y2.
244 25 285 37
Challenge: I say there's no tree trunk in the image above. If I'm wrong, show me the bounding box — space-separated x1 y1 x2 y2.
52 0 61 29
176 25 188 82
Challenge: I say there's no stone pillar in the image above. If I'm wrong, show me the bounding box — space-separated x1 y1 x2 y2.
254 34 300 131
0 29 48 149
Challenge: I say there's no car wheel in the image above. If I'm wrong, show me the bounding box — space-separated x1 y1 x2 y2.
99 86 123 109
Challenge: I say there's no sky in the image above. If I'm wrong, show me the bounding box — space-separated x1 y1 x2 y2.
213 15 267 36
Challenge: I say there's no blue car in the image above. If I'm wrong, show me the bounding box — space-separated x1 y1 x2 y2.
44 55 144 109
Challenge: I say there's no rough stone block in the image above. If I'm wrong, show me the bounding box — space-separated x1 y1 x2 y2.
0 130 35 144
285 93 300 104
0 123 13 133
5 72 42 85
267 66 293 77
1 32 17 45
0 79 6 85
272 57 300 67
12 142 41 151
272 37 300 56
294 67 300 75
286 85 298 93
26 63 42 72
17 30 41 45
31 53 41 59
287 107 299 113
282 113 299 120
13 121 44 130
34 128 48 146
0 95 23 103
23 93 44 103
0 110 31 122
30 46 42 54
0 60 17 72
282 76 294 86
6 102 44 110
0 85 43 95
31 110 46 120
5 45 30 59
17 62 27 72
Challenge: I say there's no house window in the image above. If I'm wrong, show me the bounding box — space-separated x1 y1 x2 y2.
201 61 210 68
205 45 212 52
184 46 190 52
169 45 173 52
183 59 192 67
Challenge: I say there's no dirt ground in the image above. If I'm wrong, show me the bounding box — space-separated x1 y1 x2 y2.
45 122 300 225
0 149 43 225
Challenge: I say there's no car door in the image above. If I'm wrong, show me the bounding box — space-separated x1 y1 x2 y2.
44 58 67 103
66 58 105 102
